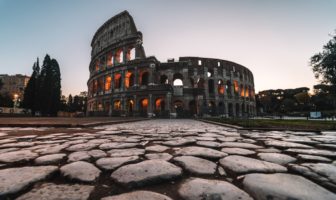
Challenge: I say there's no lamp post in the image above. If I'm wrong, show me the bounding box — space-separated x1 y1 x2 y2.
13 93 19 114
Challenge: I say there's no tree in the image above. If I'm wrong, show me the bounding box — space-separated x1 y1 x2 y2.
310 32 336 91
38 55 61 116
22 58 40 115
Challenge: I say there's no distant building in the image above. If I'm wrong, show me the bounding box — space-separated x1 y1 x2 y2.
0 74 30 101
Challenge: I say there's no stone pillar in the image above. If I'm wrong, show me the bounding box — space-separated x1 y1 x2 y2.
166 92 171 114
123 47 127 63
148 94 153 117
149 64 155 86
121 70 125 91
134 67 138 86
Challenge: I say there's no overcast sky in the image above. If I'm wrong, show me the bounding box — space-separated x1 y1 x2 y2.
0 0 335 95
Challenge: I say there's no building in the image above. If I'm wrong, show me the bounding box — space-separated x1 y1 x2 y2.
0 74 30 101
87 11 256 117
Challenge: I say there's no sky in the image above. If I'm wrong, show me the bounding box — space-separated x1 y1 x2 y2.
0 0 335 96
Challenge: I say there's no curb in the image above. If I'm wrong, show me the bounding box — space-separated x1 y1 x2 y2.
0 118 149 128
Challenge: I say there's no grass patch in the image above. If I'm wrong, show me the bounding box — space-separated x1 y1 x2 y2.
205 118 336 130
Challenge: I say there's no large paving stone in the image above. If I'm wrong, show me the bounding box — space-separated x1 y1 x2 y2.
0 150 38 163
257 153 296 165
221 148 255 155
301 163 336 184
178 178 253 200
173 156 217 175
35 153 67 165
68 151 91 162
196 141 221 148
35 144 69 155
162 138 196 146
96 156 140 170
60 161 101 182
145 145 169 152
88 149 107 158
297 154 332 162
176 146 227 159
66 143 98 151
220 142 262 149
264 140 312 148
0 166 58 196
16 183 94 200
285 148 336 157
145 153 173 161
108 148 145 157
99 142 139 150
101 191 173 200
219 155 287 174
0 141 35 148
111 160 182 187
243 173 336 200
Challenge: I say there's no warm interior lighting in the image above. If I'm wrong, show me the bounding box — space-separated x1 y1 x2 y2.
95 60 99 71
105 76 112 91
141 98 148 108
114 100 121 110
233 80 239 93
155 98 163 110
218 85 225 94
240 86 245 97
125 71 133 88
114 73 121 88
107 53 113 66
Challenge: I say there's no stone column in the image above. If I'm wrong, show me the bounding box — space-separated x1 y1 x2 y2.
148 94 153 117
149 64 155 86
134 67 138 86
121 70 125 91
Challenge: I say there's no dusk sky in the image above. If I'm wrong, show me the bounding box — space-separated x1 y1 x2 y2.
0 0 335 96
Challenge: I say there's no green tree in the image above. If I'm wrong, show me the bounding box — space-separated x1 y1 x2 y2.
23 58 40 115
310 33 336 90
38 54 61 116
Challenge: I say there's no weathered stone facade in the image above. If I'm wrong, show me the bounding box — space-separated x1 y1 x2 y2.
87 11 256 117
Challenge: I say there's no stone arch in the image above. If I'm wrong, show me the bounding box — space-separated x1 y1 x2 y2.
155 98 165 111
126 99 134 115
160 75 168 84
197 78 205 89
114 73 122 89
208 101 216 116
218 101 225 115
139 98 148 116
228 103 234 117
125 71 134 88
189 100 197 116
218 79 225 95
140 71 149 86
226 80 232 95
236 103 240 117
173 100 184 118
208 79 215 94
173 73 183 86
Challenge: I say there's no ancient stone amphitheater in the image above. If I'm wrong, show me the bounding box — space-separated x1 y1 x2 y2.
87 11 256 117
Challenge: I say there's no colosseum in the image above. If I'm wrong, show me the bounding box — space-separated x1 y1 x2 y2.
87 11 256 118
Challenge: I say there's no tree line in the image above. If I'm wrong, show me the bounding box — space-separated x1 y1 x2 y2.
23 54 61 116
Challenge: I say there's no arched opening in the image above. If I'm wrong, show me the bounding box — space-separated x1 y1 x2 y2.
207 69 214 78
236 103 240 117
226 80 232 95
125 71 134 89
240 84 245 97
139 98 148 116
228 103 234 117
208 79 214 94
218 102 225 115
208 101 216 116
174 100 184 118
140 71 149 86
233 80 239 95
93 80 98 94
127 99 134 115
218 79 225 95
173 73 183 86
189 100 197 116
114 73 122 89
160 75 168 84
126 47 135 61
107 52 113 66
95 60 100 71
113 100 121 111
98 77 104 92
190 78 195 88
242 103 246 117
115 49 123 64
155 98 165 111
197 78 205 89
105 75 112 91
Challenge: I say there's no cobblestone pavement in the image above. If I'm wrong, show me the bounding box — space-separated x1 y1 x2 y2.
0 119 336 200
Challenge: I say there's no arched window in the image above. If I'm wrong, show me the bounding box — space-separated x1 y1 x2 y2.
208 79 214 94
173 73 183 86
125 71 134 88
218 79 225 95
160 75 168 84
141 72 149 86
114 73 121 89
113 100 121 110
105 75 112 91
